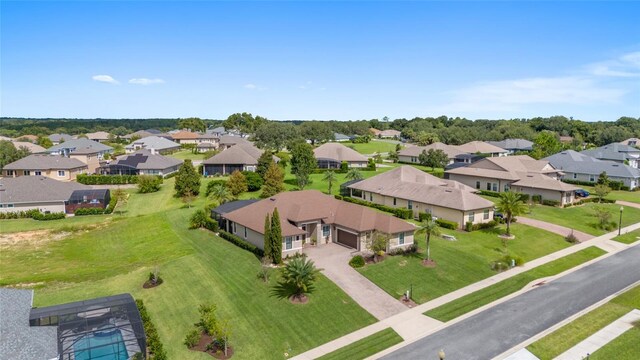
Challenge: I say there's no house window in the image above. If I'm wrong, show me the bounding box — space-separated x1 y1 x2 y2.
393 198 397 206
484 209 490 220
6 170 14 176
232 222 236 233
589 175 595 182
7 204 14 208
476 181 480 189
285 236 293 250
492 183 498 192
58 170 65 177
487 183 491 191
399 232 405 245
244 227 247 239
369 193 373 201
322 225 330 237
573 173 577 179
362 192 366 200
408 200 413 210
504 184 510 192
468 212 475 222
35 171 41 176
24 170 31 176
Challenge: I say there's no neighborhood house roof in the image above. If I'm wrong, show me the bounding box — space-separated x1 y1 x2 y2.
544 150 640 179
0 176 90 204
333 133 352 141
128 136 181 151
4 154 87 171
348 166 493 211
398 142 466 159
85 131 111 141
48 133 74 142
581 143 640 163
486 139 533 151
207 126 226 134
511 173 578 192
203 143 267 165
619 138 640 147
12 141 46 153
111 150 183 170
223 190 415 237
379 129 401 137
218 135 251 146
46 138 113 154
211 199 260 215
171 130 199 140
313 143 368 163
457 141 508 154
0 288 58 360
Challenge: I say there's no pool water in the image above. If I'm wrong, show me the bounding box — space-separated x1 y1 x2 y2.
73 329 129 360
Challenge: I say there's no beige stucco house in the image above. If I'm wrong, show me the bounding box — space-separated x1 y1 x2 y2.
457 141 509 157
215 190 416 257
398 142 467 165
313 143 368 168
3 155 88 181
347 165 495 228
445 155 578 206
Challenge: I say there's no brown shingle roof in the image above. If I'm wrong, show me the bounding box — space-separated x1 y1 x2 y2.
399 142 466 159
313 143 368 163
457 141 508 154
171 130 199 140
348 166 493 211
511 173 579 191
202 143 266 165
223 190 415 237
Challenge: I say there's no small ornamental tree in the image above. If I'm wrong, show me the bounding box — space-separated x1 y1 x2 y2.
175 159 201 197
256 151 273 179
496 191 528 239
290 141 316 190
278 257 319 302
208 183 233 205
261 162 285 198
594 183 611 203
597 171 609 186
345 168 363 181
270 208 283 264
227 170 248 197
263 213 272 261
421 219 440 264
137 175 162 193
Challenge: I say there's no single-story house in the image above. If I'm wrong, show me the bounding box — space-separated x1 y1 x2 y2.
378 129 401 139
125 136 181 154
3 155 88 181
347 165 495 228
122 129 172 141
446 155 578 206
486 139 533 154
207 126 227 138
11 141 46 154
619 138 640 147
196 142 217 153
369 128 382 137
581 143 640 168
446 153 485 170
0 288 146 360
398 142 466 165
101 149 182 176
202 143 276 175
48 133 75 145
14 134 39 143
85 131 111 143
45 139 113 174
333 133 353 142
171 130 200 144
0 176 96 214
197 132 219 145
313 143 368 168
211 199 259 228
218 134 251 150
545 150 640 190
216 190 416 257
456 141 509 157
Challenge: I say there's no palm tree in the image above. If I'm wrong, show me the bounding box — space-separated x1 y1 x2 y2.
280 257 319 301
496 191 528 237
421 219 440 263
345 168 363 181
208 184 233 205
323 170 337 194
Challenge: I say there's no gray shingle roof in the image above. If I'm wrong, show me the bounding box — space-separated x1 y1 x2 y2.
544 150 640 178
127 136 181 151
313 143 368 162
111 150 182 170
203 143 265 165
333 133 352 141
0 176 90 203
48 133 74 142
46 138 113 154
0 288 58 360
218 135 251 146
581 143 640 162
4 154 88 171
486 139 533 151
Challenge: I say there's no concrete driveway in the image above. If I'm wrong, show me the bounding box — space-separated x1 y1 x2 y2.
304 244 407 320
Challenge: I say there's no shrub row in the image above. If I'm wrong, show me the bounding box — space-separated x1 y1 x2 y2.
466 220 498 231
418 212 432 222
436 218 458 230
74 207 108 216
78 174 138 185
189 209 219 232
387 244 418 256
564 197 615 207
541 199 561 207
563 179 626 190
218 230 264 257
104 196 118 214
336 195 413 219
135 299 167 360
0 209 65 220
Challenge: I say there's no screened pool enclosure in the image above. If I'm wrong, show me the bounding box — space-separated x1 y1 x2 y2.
29 294 146 360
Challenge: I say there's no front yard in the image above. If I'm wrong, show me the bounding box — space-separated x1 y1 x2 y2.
357 223 573 304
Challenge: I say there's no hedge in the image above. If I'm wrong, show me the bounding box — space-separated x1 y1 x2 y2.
136 299 167 360
104 197 118 214
418 212 432 222
337 195 413 219
471 220 498 231
0 209 65 221
563 178 625 190
478 190 529 202
78 174 140 185
436 218 458 230
541 199 561 207
218 230 264 257
74 207 108 216
189 209 219 232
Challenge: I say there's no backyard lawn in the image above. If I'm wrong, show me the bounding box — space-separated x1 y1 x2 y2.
424 246 606 321
579 184 640 204
358 223 573 304
1 179 376 359
168 149 209 161
525 202 640 236
527 285 640 359
347 140 399 155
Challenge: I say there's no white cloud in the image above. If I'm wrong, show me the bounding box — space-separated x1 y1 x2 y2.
244 83 257 89
92 75 119 84
128 78 165 85
587 51 640 78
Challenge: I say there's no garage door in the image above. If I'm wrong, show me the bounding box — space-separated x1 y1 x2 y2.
337 229 358 249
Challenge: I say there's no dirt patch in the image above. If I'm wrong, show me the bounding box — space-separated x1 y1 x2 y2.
0 220 112 249
398 296 418 308
422 259 437 268
289 294 309 304
143 280 163 289
189 333 234 359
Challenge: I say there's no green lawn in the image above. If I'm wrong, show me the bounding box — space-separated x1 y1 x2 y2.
613 229 640 244
591 327 640 359
580 184 640 204
424 246 606 321
527 285 640 359
316 328 403 360
358 223 573 304
168 149 208 161
1 178 376 359
525 202 640 236
347 140 398 155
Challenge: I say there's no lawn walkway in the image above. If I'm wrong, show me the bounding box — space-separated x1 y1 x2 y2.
292 222 640 360
517 217 592 242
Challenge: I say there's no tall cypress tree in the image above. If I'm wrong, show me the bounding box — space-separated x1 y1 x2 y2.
271 208 283 264
263 213 272 261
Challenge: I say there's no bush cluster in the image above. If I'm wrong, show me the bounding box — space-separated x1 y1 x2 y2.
74 207 108 216
564 197 615 207
418 212 432 222
138 175 163 193
435 218 458 230
387 244 418 256
541 199 561 207
189 209 219 232
218 230 264 257
0 209 66 220
338 196 413 219
490 254 524 272
205 180 228 196
470 220 498 231
348 255 365 268
104 197 118 214
136 299 167 360
563 178 626 190
241 171 264 191
531 195 542 203
77 174 152 185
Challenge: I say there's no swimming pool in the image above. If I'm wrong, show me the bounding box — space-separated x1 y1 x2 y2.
73 328 129 360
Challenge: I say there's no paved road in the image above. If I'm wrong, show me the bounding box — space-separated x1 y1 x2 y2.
382 245 640 360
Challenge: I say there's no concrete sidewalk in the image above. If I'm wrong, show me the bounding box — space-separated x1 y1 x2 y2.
293 222 640 360
617 200 640 209
517 217 592 242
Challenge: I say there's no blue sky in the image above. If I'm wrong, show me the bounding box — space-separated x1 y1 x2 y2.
1 1 639 121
